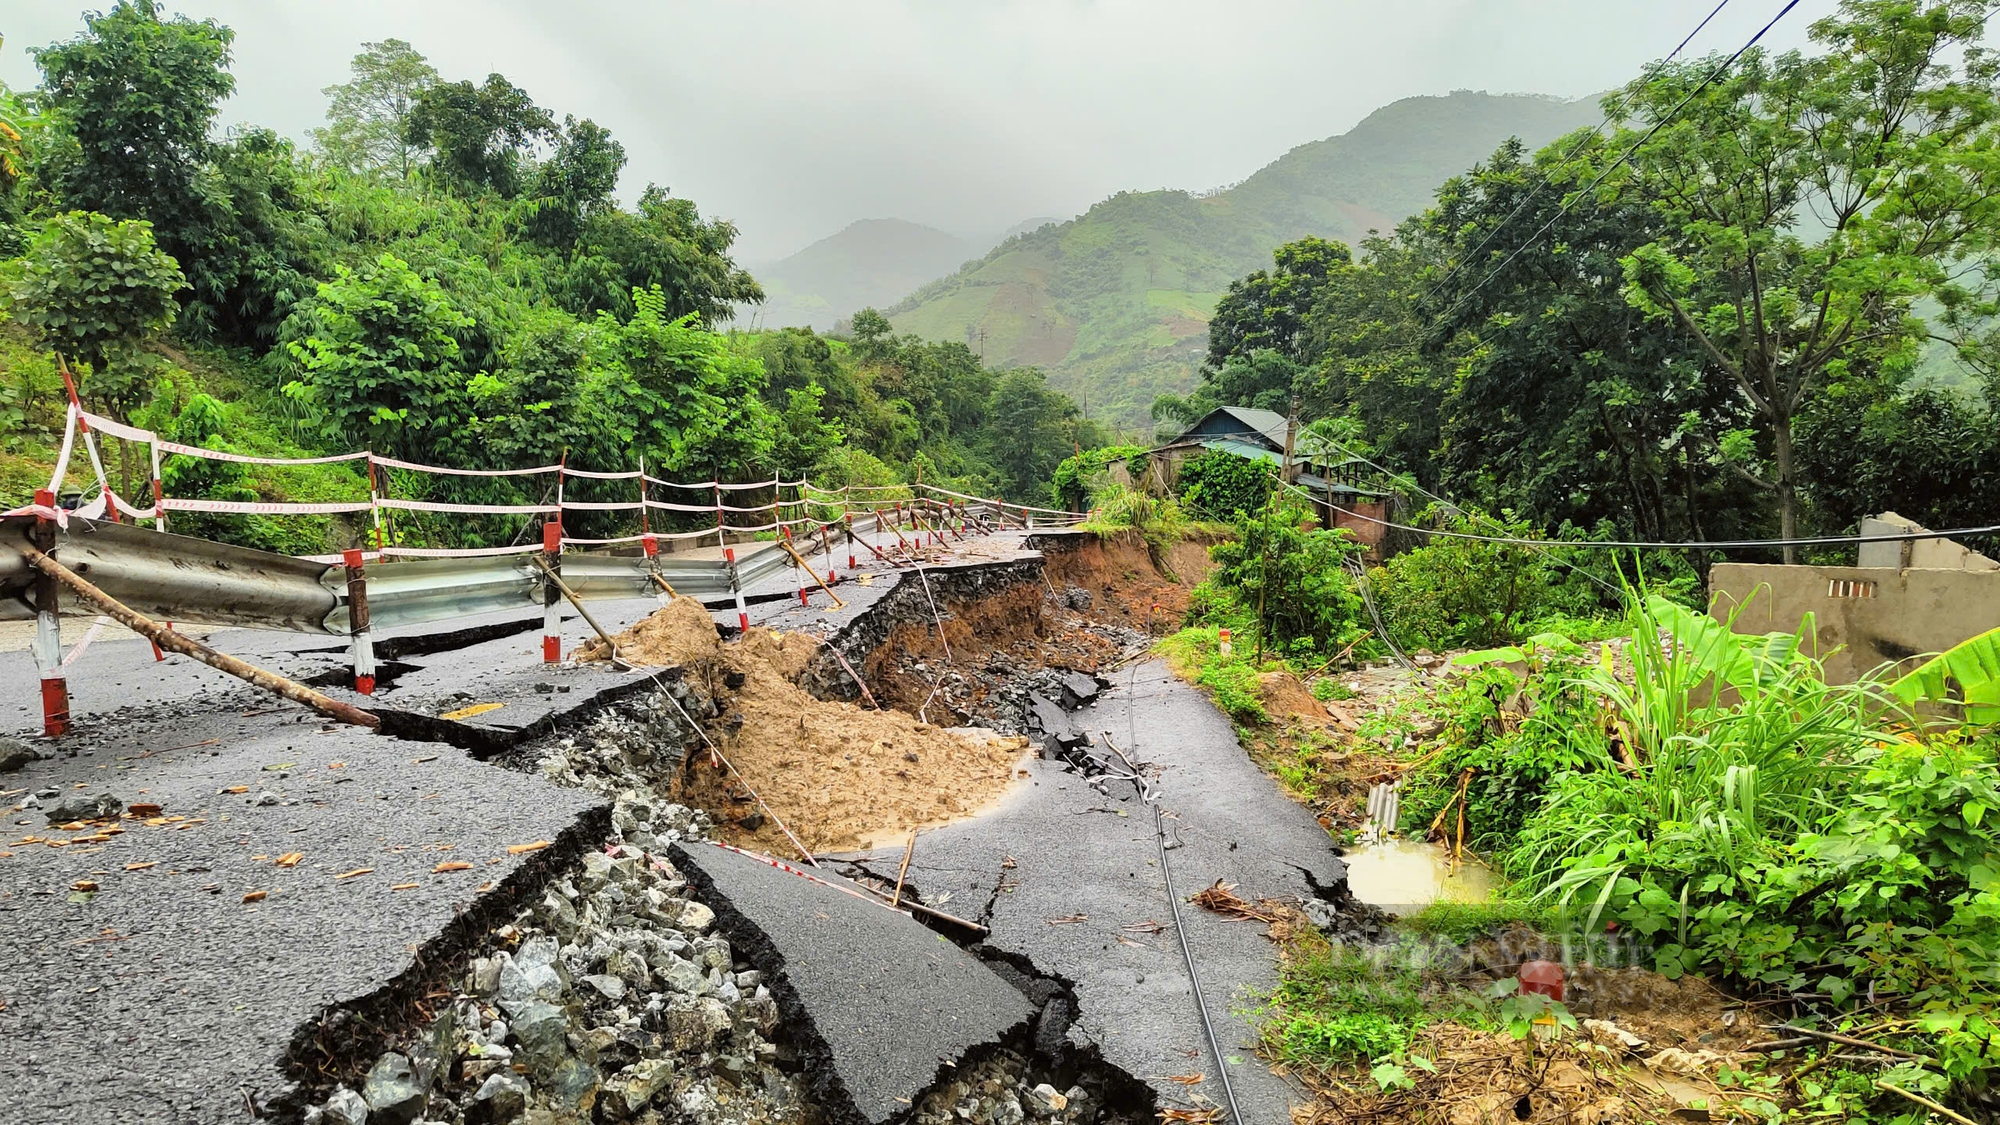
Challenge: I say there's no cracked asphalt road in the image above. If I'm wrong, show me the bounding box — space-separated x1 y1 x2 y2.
859 661 1348 1124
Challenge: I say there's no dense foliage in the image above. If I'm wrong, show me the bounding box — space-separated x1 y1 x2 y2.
1179 0 2000 559
0 7 1108 550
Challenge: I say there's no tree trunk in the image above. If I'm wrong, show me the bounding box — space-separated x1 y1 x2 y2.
1773 412 1799 564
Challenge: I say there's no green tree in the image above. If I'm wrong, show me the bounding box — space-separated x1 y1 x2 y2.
2 210 185 416
981 368 1082 500
281 252 473 460
1206 236 1352 369
314 39 439 176
595 286 775 477
521 115 625 248
1176 448 1273 520
558 187 763 324
31 1 234 249
404 73 555 196
1613 0 2000 558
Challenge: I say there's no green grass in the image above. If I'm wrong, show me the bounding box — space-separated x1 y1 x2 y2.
1399 901 1551 943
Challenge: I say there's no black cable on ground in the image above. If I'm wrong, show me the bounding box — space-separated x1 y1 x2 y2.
1100 727 1244 1124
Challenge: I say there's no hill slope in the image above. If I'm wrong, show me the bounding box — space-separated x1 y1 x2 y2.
748 218 1065 331
887 90 1603 426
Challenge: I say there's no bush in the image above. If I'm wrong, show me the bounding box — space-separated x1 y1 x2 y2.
1206 500 1367 661
1050 443 1143 511
1176 447 1272 520
1367 507 1602 650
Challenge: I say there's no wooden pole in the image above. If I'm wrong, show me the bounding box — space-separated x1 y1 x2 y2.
16 543 381 730
533 557 631 670
892 827 918 907
778 540 845 608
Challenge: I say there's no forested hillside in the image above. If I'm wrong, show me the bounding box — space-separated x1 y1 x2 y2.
887 91 1601 425
0 9 1104 554
747 219 985 332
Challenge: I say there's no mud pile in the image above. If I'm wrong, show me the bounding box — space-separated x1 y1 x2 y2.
578 598 1032 855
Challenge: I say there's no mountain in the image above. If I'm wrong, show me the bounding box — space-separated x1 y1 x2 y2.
739 218 1002 332
886 90 1605 427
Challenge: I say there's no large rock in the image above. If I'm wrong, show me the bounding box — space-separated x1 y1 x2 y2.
321 1087 370 1125
507 1000 570 1078
45 792 121 823
360 1053 426 1125
465 1071 529 1125
0 737 42 774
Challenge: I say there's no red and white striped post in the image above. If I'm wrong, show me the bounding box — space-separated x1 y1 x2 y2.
343 548 376 694
30 490 69 737
541 517 563 663
716 483 750 632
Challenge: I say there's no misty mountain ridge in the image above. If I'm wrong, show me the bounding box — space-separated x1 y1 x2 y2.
880 90 1604 426
743 216 1060 332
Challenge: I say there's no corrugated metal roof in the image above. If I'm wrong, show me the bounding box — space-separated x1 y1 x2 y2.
1201 438 1282 464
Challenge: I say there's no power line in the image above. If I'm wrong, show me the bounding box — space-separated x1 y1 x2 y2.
1320 501 2000 553
1423 0 1734 301
1430 0 1803 332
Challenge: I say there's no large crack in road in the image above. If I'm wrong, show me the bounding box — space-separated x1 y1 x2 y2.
1 527 1347 1125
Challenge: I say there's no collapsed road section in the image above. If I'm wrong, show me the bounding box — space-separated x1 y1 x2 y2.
1 522 1353 1125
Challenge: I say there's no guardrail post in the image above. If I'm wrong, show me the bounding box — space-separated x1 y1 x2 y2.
31 489 70 737
724 544 750 632
845 513 857 571
542 519 563 663
343 548 376 694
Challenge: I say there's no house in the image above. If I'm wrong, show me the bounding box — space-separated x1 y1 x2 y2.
1138 406 1399 558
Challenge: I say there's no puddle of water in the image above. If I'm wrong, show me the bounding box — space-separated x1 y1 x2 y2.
1345 838 1498 909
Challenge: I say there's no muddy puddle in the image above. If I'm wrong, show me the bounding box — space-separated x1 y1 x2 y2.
1344 838 1498 909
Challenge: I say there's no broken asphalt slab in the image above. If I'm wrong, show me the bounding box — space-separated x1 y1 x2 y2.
672 840 1036 1125
0 701 602 1125
867 661 1347 1123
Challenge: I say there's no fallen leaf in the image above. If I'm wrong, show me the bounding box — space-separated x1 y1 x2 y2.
332 867 373 880
262 762 295 771
433 861 472 873
123 862 156 871
505 841 551 855
251 854 269 861
275 852 304 868
45 839 66 848
71 880 99 892
220 786 248 795
241 890 267 903
126 803 163 817
58 821 88 831
326 761 345 770
1163 1074 1206 1086
1045 913 1088 925
439 702 503 721
390 882 418 891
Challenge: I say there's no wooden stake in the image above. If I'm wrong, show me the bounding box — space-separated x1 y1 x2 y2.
892 827 918 907
16 543 381 730
534 557 632 671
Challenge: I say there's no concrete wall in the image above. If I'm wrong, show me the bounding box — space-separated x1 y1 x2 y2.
1856 512 1999 572
1710 562 2000 683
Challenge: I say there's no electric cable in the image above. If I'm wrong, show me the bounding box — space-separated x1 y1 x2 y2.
1098 728 1244 1125
1423 0 1734 300
1432 0 1803 330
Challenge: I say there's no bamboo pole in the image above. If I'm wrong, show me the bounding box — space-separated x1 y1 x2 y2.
892 827 918 907
16 543 381 730
777 539 845 608
533 557 632 671
647 571 679 599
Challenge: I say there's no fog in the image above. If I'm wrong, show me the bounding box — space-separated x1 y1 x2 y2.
0 1 1822 260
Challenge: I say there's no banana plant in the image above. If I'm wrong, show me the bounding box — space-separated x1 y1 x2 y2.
1891 626 2000 726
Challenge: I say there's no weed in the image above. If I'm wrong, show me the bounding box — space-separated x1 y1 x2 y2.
1400 901 1552 943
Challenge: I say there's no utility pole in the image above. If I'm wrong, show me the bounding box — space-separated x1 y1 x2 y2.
1256 399 1298 668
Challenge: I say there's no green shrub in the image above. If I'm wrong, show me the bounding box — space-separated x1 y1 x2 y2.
1367 507 1603 650
1205 500 1368 661
1050 443 1143 511
1175 447 1271 520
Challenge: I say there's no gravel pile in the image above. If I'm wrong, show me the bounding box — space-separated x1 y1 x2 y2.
305 794 808 1125
907 1049 1147 1125
524 685 712 800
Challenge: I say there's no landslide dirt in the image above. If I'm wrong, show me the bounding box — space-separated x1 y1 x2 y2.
577 597 1032 854
1042 531 1215 632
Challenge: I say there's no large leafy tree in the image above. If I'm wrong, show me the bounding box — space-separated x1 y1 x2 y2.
2 210 185 416
521 115 625 249
1411 138 1758 544
405 73 555 197
31 1 233 251
281 252 474 461
1205 235 1351 369
314 39 439 176
1614 0 2000 557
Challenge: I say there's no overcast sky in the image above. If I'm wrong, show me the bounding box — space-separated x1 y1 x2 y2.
2 1 1824 261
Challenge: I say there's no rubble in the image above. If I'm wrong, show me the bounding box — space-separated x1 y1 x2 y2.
312 793 807 1125
907 1048 1146 1125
